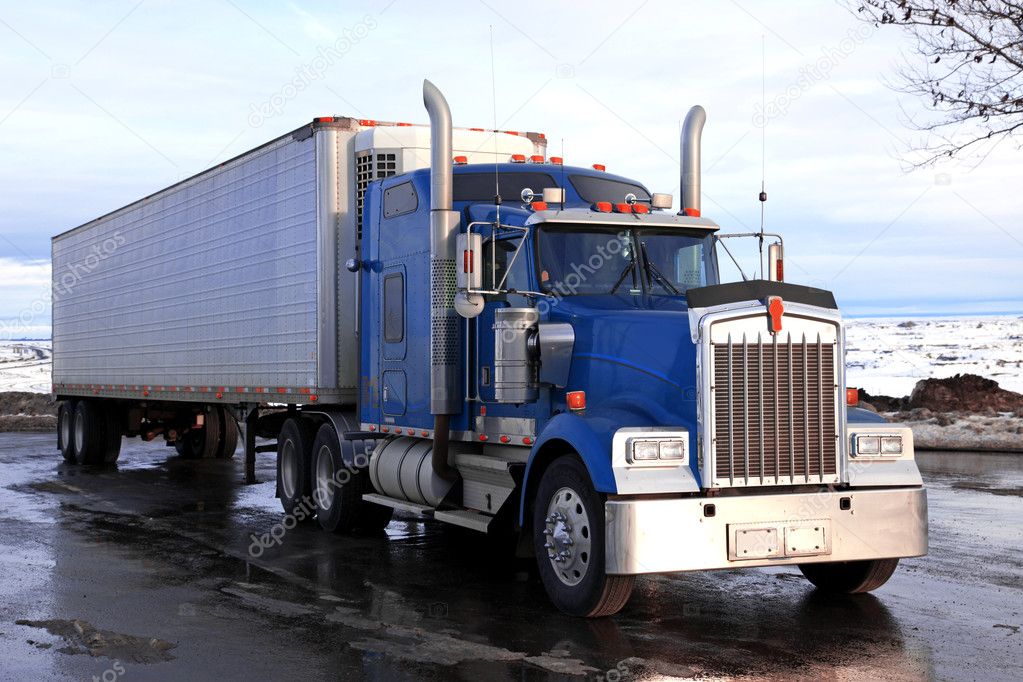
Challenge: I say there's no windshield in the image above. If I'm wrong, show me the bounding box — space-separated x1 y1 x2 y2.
536 225 711 297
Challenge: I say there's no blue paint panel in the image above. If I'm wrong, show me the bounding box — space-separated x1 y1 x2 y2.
382 370 407 416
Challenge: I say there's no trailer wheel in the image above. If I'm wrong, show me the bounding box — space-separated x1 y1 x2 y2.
532 456 634 617
102 403 122 463
276 417 316 520
175 406 221 459
216 407 239 459
798 558 900 594
58 400 76 463
72 400 118 465
310 423 392 534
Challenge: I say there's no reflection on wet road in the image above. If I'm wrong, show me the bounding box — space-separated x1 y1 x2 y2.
0 434 1020 680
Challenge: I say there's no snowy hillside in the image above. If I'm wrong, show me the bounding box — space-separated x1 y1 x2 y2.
2 316 1022 398
845 316 1023 397
0 342 52 393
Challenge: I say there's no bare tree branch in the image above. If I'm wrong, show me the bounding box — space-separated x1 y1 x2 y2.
850 0 1023 166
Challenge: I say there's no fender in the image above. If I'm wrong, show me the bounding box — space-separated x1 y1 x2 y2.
518 403 670 525
847 405 889 424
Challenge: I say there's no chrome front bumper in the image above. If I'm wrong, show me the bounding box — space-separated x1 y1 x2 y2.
604 487 927 575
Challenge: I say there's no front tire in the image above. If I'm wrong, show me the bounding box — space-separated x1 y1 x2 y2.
310 424 392 534
799 558 900 594
533 456 634 617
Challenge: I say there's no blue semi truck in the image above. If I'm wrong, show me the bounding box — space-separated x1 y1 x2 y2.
52 80 927 616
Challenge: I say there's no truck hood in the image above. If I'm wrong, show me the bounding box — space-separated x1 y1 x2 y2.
548 295 697 424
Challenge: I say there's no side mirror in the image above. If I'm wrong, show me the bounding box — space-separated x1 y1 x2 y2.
455 232 484 318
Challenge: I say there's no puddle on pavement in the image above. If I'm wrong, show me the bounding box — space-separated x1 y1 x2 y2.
15 618 176 663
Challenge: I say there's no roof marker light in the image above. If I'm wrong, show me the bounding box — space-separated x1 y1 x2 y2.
530 201 548 211
615 203 633 213
549 156 563 165
683 207 701 217
592 163 606 171
633 204 650 214
847 388 859 406
529 155 544 163
453 155 468 164
314 116 334 123
593 201 612 213
358 119 376 126
510 154 526 163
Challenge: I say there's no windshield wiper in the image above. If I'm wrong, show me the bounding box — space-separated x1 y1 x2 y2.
640 242 680 295
610 255 638 294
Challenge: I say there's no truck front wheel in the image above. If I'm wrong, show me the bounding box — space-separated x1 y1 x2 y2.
533 456 634 617
798 558 900 594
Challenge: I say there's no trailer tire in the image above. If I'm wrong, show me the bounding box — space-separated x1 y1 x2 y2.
58 400 76 463
310 423 392 534
102 403 122 463
276 417 316 520
532 456 634 617
216 407 239 459
175 406 221 459
73 400 115 465
798 558 900 594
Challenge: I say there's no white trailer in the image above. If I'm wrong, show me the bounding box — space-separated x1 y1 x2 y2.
52 117 543 464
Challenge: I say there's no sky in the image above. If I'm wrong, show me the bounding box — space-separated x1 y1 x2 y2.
1 0 1021 339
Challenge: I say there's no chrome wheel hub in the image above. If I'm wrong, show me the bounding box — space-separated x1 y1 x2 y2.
280 439 297 499
73 411 85 454
543 486 592 587
315 445 335 509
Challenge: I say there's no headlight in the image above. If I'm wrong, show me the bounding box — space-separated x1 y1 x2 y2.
880 436 903 455
856 435 880 455
627 438 687 464
854 434 903 457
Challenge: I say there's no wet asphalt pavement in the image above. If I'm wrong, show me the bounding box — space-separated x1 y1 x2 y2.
0 433 1019 681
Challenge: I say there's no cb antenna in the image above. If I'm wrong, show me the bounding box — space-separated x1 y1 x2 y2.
490 25 501 225
758 34 767 279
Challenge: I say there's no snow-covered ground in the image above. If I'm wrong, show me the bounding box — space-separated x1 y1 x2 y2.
846 316 1023 397
2 316 1022 399
0 341 52 393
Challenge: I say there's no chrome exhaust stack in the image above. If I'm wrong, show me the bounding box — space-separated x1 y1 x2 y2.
680 105 706 216
422 79 460 481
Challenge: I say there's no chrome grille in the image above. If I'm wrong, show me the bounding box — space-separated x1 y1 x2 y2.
712 332 838 486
